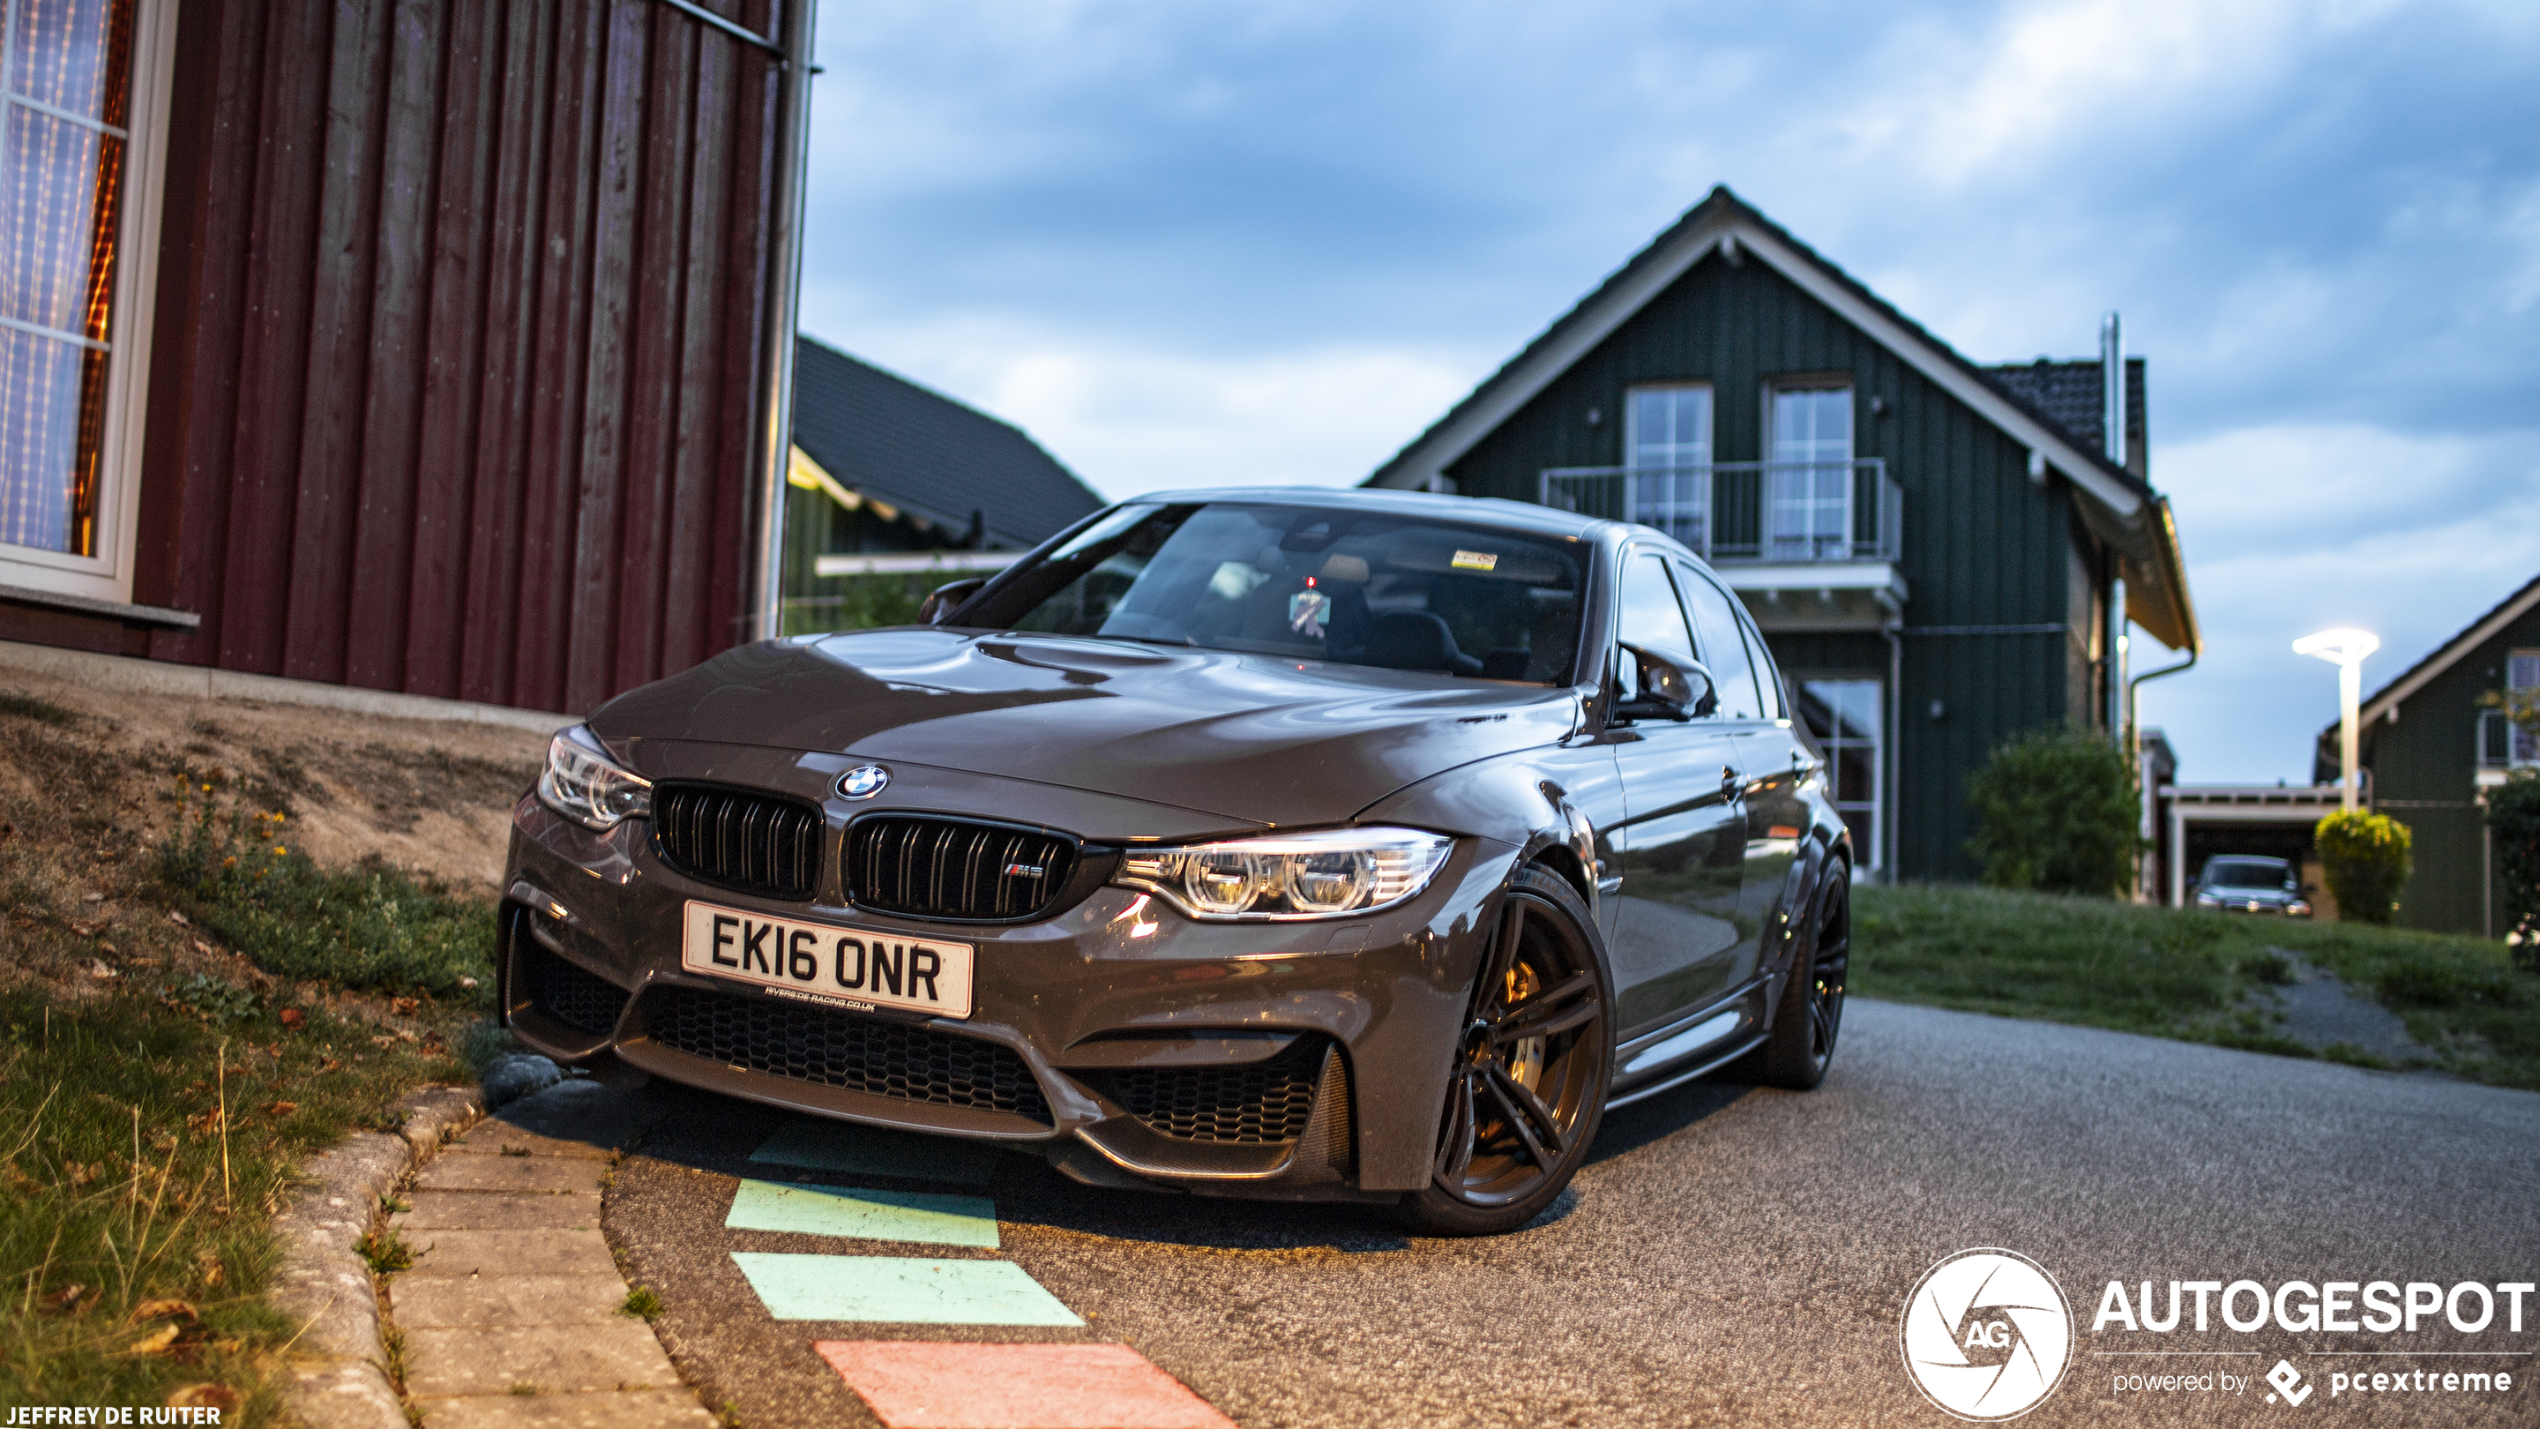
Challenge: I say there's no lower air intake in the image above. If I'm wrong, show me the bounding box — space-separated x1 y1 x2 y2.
643 985 1050 1125
523 943 629 1038
1083 1037 1327 1144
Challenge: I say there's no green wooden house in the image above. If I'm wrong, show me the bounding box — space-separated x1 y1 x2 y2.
2312 571 2540 935
1363 187 2199 881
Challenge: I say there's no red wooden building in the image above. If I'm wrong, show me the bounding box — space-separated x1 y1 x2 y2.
0 0 811 716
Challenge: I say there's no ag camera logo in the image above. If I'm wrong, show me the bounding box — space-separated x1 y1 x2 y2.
1902 1249 2074 1420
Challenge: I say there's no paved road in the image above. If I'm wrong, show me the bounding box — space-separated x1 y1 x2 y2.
568 1001 2540 1427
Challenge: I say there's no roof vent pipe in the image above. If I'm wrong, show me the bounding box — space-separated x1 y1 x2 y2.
2099 311 2125 468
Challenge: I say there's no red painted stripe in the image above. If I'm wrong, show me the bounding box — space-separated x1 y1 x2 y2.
815 1341 1237 1429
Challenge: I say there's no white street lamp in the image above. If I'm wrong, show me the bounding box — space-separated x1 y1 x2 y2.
2294 628 2380 812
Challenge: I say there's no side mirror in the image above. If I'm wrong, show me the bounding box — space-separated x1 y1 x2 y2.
917 576 987 626
1611 643 1715 723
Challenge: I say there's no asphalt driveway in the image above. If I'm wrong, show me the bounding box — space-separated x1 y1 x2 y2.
578 1000 2540 1427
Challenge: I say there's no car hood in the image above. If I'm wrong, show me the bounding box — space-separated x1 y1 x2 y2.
589 629 1582 829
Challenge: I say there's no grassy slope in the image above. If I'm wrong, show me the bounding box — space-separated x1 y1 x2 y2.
1850 884 2540 1090
0 688 502 1413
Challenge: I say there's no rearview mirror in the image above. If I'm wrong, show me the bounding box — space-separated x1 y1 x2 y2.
1611 643 1716 724
918 576 987 626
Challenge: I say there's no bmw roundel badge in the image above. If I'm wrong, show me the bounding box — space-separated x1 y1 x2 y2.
836 764 890 800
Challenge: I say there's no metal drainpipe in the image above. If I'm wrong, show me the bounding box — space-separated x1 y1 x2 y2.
748 0 820 642
2128 646 2198 903
1884 621 1903 884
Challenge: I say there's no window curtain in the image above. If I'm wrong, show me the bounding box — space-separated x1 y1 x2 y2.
0 0 133 556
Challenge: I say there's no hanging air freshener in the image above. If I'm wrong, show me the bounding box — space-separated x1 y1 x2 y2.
1289 588 1330 638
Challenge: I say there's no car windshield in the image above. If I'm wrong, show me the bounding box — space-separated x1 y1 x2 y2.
959 503 1586 683
2205 858 2291 890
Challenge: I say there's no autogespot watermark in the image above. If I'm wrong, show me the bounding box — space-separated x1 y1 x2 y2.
1902 1252 2534 1418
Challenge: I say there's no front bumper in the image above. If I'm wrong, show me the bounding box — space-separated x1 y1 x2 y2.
497 759 1516 1200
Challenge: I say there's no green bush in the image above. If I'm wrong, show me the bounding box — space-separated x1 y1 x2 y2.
2315 808 2411 927
155 794 494 1000
2487 771 2540 968
1965 726 2142 897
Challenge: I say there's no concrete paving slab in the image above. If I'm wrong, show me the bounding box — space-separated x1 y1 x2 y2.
392 1274 631 1329
445 1124 619 1161
486 1078 665 1149
403 1321 684 1397
410 1389 716 1429
749 1121 1000 1187
726 1180 999 1249
407 1228 620 1279
815 1342 1236 1429
730 1254 1082 1326
397 1189 601 1232
422 1156 608 1194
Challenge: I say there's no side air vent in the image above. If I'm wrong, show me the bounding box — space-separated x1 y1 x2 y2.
652 783 824 901
844 815 1076 923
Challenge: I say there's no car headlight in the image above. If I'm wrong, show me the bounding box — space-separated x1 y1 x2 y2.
536 725 652 830
2195 890 2223 906
1113 828 1454 920
2288 900 2312 917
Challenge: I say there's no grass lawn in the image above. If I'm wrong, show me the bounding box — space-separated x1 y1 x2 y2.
1 686 508 1414
1851 883 2540 1090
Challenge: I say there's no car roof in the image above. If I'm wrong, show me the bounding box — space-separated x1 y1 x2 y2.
1128 485 1612 543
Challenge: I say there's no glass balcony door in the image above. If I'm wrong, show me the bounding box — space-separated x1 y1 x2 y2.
1625 384 1711 553
1769 386 1853 561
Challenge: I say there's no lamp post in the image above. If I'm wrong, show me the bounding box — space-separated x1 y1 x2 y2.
2294 628 2380 812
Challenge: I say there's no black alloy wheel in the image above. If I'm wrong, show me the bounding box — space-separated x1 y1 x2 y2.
1739 858 1850 1090
1394 863 1613 1236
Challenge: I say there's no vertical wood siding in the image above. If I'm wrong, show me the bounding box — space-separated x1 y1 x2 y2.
1446 255 2092 881
132 0 784 715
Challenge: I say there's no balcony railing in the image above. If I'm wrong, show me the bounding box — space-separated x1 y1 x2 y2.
1537 460 1901 564
2478 708 2538 769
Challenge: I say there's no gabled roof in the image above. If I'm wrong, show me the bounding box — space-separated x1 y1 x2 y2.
790 336 1105 549
1361 186 2198 652
2333 570 2540 737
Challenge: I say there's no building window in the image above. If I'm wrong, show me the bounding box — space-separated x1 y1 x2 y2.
1767 385 1852 560
0 0 169 598
2514 651 2539 766
1625 384 1710 551
1796 677 1880 871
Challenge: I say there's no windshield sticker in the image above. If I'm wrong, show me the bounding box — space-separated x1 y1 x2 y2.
1451 549 1499 572
1289 588 1330 638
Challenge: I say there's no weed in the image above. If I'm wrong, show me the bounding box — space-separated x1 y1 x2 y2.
0 687 80 726
508 1383 539 1397
164 973 263 1025
155 792 494 1001
2238 949 2296 986
356 1227 417 1276
2322 1042 2394 1070
619 1285 665 1320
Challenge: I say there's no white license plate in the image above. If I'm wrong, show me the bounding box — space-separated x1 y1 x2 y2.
679 900 973 1019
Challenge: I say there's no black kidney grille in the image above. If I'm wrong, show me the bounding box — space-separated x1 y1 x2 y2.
846 816 1075 921
644 985 1050 1124
653 783 824 900
525 944 629 1038
1085 1037 1326 1144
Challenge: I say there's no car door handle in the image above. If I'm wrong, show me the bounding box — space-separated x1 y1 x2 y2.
1722 766 1741 800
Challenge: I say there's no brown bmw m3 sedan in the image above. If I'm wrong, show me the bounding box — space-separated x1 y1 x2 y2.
500 488 1854 1234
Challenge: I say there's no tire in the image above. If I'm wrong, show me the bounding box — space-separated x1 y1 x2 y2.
1736 857 1850 1090
1392 863 1615 1236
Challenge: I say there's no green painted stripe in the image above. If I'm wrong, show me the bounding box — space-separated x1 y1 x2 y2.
748 1121 1001 1188
726 1179 999 1249
730 1252 1082 1325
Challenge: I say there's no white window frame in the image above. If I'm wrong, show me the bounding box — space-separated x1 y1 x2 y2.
1623 383 1712 552
1764 380 1854 561
1798 675 1882 873
0 0 181 605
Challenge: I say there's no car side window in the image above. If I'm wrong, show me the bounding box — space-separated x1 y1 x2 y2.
1616 552 1699 701
1732 597 1784 720
1672 561 1765 720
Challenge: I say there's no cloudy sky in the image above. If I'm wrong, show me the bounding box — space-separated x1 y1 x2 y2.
796 0 2540 786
